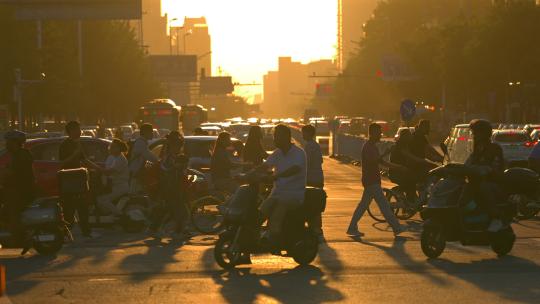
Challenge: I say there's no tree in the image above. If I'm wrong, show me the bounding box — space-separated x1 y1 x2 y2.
0 7 162 127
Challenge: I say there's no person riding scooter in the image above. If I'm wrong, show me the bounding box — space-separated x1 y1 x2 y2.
1 130 35 245
247 124 307 247
464 119 505 232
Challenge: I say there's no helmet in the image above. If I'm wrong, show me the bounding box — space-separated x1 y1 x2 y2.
469 119 492 139
4 130 26 143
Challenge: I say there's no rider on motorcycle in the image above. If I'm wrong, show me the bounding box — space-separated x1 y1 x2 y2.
465 119 505 232
247 124 306 246
1 130 35 242
409 120 444 183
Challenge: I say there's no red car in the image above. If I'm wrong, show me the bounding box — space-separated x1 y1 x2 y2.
0 137 110 197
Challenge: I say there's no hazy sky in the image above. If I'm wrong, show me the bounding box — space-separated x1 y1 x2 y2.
163 0 337 100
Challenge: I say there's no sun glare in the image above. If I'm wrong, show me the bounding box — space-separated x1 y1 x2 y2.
163 0 337 100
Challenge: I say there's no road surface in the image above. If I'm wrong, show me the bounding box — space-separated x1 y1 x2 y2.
2 159 540 303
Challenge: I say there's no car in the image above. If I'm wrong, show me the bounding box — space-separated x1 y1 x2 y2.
445 124 473 164
260 124 276 151
228 123 251 142
81 130 96 138
0 137 111 197
530 129 540 142
492 130 535 167
524 124 540 135
394 127 415 140
200 126 222 136
309 120 330 136
349 117 370 136
149 136 243 173
27 131 64 139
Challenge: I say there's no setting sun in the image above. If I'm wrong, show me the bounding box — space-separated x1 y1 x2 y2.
163 0 338 98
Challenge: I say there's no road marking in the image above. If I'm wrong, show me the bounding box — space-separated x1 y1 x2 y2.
88 278 118 282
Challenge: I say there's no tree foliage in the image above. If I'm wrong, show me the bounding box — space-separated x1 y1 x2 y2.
0 7 161 124
333 0 540 122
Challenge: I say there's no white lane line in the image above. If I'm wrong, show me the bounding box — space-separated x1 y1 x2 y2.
88 278 118 282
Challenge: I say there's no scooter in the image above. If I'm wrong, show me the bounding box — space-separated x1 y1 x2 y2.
420 163 536 258
0 197 72 256
86 170 150 233
213 173 323 269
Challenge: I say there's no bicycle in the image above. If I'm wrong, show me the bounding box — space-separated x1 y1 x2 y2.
367 181 432 222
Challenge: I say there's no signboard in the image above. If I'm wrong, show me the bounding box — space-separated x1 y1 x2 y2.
200 76 234 95
400 99 416 122
148 55 197 82
2 0 142 20
315 83 333 99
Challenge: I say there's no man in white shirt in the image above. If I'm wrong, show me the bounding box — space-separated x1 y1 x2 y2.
129 123 159 193
255 124 307 241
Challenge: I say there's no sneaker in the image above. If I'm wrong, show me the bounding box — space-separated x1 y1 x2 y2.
346 227 364 237
487 219 503 232
393 226 407 237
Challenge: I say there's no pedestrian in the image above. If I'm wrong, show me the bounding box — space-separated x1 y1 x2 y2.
158 131 190 238
243 126 268 169
59 121 99 238
96 139 130 217
211 132 239 194
2 130 34 251
128 123 159 194
347 123 406 237
302 125 325 242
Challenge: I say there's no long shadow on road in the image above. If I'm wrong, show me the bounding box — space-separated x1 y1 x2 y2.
353 237 449 286
428 256 540 303
201 247 345 304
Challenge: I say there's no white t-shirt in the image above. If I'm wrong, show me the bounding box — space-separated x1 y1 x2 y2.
105 154 129 187
265 144 307 202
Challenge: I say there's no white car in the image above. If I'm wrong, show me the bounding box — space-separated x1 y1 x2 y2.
492 130 534 166
445 124 473 164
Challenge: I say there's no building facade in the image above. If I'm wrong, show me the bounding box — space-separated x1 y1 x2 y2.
172 17 212 78
263 57 337 118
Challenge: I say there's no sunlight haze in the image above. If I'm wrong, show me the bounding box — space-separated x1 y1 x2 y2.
163 0 338 100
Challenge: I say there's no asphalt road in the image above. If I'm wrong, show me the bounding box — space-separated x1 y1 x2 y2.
2 159 540 303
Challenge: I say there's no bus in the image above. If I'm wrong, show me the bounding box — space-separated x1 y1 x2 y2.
181 104 208 135
138 99 181 131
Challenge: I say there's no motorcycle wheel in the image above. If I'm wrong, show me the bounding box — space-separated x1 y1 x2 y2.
291 233 319 266
33 226 64 256
214 235 241 269
191 196 225 234
421 226 446 259
491 228 516 256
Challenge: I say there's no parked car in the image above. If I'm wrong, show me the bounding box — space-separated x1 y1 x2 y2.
149 136 243 173
0 137 110 197
394 127 415 140
27 132 64 139
492 130 534 167
444 124 473 164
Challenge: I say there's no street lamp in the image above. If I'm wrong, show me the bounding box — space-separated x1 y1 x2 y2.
169 18 178 55
183 29 192 54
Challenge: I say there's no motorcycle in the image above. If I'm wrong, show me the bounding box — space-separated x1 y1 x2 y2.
213 173 323 269
420 163 537 258
0 197 72 256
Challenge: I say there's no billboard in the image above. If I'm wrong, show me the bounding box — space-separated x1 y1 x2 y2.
148 55 198 83
1 0 142 20
200 77 234 95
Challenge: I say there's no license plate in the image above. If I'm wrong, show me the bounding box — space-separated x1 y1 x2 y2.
36 234 55 242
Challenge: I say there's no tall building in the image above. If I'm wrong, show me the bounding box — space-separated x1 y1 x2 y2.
263 57 337 117
130 0 170 55
172 17 212 78
338 0 379 70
